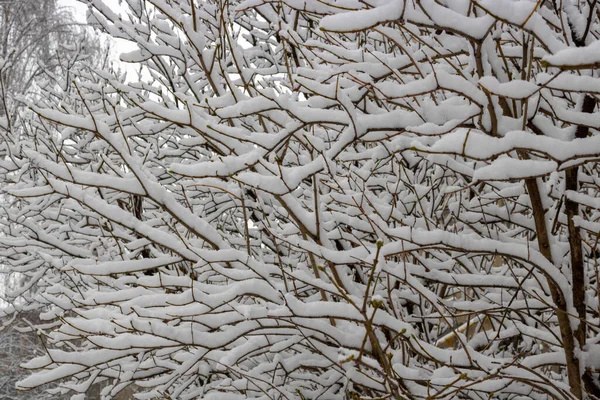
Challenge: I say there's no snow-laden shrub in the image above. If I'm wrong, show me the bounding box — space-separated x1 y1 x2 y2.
2 0 600 399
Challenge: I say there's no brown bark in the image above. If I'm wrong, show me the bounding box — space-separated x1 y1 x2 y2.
566 94 597 399
564 16 598 395
565 95 595 346
525 177 583 399
524 11 598 394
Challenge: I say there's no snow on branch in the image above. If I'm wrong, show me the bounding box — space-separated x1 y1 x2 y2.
1 0 600 399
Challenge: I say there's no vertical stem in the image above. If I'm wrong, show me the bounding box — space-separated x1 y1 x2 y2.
565 95 598 397
132 194 151 260
565 94 595 348
525 177 583 399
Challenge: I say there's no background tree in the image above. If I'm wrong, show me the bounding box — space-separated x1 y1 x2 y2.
0 325 45 400
2 0 600 399
0 0 108 117
0 0 109 398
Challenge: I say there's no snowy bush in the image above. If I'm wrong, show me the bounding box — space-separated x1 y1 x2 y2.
2 0 600 399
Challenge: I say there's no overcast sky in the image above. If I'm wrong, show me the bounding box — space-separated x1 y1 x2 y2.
59 0 140 78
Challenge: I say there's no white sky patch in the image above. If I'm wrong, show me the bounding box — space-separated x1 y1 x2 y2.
59 0 141 81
